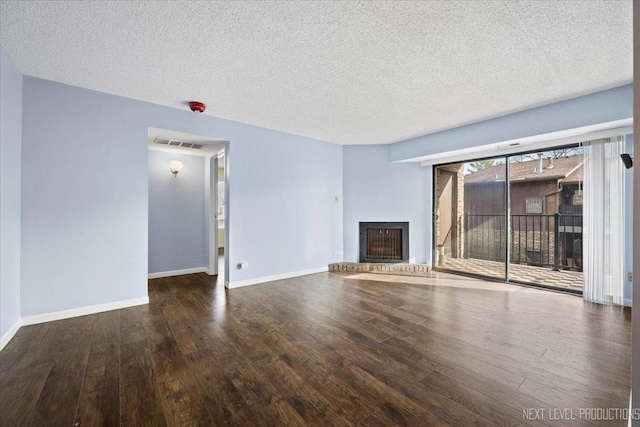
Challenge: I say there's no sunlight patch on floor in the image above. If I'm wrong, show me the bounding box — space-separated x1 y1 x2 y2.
344 272 561 294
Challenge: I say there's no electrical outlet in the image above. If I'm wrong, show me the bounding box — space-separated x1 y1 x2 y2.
628 272 633 282
335 196 340 202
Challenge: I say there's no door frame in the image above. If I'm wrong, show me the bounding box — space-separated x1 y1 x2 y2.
431 143 584 295
208 150 226 275
208 155 218 275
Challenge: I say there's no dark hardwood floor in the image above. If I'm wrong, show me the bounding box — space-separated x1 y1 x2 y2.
0 270 631 426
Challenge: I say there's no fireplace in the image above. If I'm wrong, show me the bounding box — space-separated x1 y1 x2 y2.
359 222 409 263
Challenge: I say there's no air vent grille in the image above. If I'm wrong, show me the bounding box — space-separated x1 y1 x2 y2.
154 137 203 150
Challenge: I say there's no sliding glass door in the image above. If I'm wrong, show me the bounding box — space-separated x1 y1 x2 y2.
434 158 507 280
506 149 583 291
434 146 584 293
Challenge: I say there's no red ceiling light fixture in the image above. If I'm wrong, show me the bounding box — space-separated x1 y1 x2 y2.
189 101 206 113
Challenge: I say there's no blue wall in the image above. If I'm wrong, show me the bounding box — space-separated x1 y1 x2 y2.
343 145 429 263
231 133 343 278
148 150 205 274
390 85 634 162
20 76 343 316
0 47 22 338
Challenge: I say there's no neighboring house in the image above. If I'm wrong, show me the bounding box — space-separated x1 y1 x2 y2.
455 156 584 268
464 155 584 216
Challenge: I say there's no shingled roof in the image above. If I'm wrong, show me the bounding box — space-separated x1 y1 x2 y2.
464 156 583 184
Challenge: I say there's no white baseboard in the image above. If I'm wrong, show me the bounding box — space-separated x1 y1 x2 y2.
148 267 208 279
624 299 633 307
226 266 328 289
0 319 22 351
21 296 149 326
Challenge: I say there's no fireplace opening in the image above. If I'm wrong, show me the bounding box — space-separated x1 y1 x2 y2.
359 222 409 263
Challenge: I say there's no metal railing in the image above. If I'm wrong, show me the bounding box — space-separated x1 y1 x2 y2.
464 213 582 271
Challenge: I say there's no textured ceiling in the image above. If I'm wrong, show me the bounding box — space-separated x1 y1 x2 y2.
0 1 633 145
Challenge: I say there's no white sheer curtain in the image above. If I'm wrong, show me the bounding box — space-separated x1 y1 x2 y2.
583 136 626 304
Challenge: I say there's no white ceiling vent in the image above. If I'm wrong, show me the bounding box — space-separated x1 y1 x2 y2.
153 137 203 150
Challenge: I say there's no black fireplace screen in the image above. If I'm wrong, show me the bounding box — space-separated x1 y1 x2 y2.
359 222 409 263
366 228 402 260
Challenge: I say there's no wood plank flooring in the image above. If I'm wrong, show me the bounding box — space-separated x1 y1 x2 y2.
0 270 631 426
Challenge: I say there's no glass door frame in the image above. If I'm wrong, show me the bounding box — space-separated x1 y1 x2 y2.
431 143 583 295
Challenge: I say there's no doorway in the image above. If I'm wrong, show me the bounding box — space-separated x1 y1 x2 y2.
147 128 228 284
434 157 507 281
433 146 585 293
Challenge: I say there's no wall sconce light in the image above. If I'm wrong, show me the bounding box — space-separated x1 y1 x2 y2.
170 160 183 177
